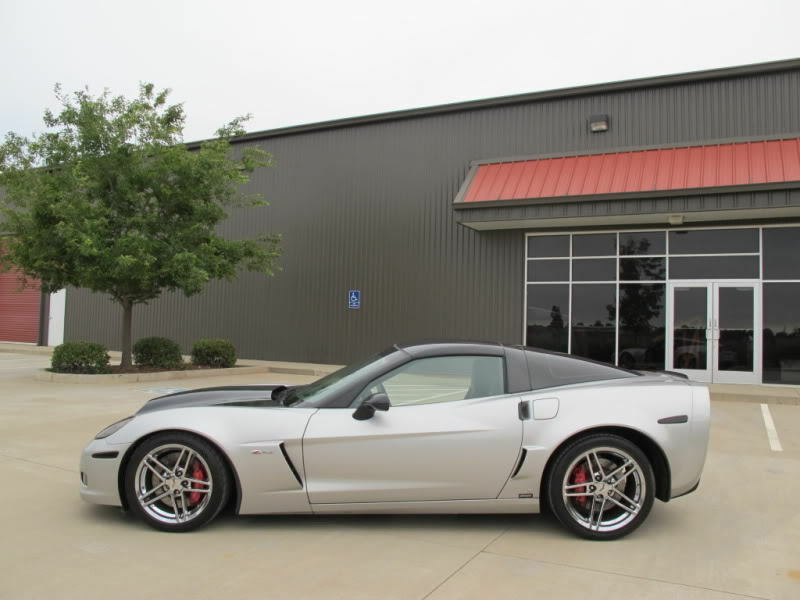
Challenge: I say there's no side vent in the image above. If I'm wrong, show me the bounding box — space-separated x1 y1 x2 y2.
279 442 303 487
510 448 528 479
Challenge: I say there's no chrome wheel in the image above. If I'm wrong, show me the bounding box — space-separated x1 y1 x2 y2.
548 434 655 540
562 446 646 533
133 443 213 525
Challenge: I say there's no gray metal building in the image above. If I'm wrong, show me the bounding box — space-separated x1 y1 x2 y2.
64 59 800 385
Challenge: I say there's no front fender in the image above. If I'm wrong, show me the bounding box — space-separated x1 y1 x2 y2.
106 406 317 514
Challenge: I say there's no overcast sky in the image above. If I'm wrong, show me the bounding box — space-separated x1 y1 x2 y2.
2 0 799 143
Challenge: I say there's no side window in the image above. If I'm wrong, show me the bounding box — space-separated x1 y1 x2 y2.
353 356 505 407
525 349 636 390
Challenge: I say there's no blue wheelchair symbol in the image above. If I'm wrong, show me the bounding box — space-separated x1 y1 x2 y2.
348 290 361 309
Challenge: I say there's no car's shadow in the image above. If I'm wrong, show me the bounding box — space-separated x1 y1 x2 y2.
80 503 564 536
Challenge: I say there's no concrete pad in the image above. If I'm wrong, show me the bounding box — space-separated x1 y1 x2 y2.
710 400 776 457
768 404 800 455
427 551 744 600
0 462 477 600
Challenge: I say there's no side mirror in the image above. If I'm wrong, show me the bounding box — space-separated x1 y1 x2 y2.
352 392 390 421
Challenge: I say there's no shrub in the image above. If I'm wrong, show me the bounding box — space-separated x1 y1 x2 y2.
51 341 111 374
133 336 183 369
191 338 237 368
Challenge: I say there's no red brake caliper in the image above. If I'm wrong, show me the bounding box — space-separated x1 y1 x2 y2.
571 465 589 506
188 460 207 506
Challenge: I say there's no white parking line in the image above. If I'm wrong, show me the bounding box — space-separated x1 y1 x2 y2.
760 403 783 452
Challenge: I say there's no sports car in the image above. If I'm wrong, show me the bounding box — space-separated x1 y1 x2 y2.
80 342 710 540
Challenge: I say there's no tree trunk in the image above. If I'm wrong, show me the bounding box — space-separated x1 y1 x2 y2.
121 299 133 368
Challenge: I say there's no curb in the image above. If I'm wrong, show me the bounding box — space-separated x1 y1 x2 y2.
711 392 800 406
0 344 55 356
34 363 339 384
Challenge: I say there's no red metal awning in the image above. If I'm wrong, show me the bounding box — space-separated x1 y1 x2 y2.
459 138 800 205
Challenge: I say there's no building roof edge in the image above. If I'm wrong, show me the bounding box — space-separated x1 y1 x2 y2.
188 57 800 148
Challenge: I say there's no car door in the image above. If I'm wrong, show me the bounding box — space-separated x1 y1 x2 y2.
302 355 524 504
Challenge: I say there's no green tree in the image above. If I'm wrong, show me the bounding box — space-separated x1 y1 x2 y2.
0 83 280 367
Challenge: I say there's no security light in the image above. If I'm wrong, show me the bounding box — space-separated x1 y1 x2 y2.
668 215 685 225
589 114 610 133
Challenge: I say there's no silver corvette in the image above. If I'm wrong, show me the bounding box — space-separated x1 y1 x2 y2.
80 342 710 540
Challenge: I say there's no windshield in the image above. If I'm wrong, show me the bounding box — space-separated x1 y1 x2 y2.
288 348 400 408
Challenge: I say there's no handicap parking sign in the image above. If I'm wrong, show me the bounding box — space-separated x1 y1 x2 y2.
348 290 361 309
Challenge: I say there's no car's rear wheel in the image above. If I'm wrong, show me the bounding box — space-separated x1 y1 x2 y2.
124 432 230 532
547 434 655 540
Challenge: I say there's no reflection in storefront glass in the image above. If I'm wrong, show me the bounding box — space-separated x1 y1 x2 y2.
526 284 569 353
570 284 616 364
718 287 754 372
763 283 800 384
619 232 666 255
672 287 708 370
618 284 665 370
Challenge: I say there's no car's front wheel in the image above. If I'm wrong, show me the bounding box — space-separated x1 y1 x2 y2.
124 432 231 532
547 434 655 540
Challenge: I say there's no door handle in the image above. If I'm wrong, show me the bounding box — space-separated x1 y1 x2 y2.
518 400 531 421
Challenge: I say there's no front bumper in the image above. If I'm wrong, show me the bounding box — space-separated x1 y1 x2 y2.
79 438 131 506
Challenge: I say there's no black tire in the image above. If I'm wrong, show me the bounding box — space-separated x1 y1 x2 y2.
124 432 231 532
547 434 655 541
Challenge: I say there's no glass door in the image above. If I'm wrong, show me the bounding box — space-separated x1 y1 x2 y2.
667 282 760 384
668 283 712 382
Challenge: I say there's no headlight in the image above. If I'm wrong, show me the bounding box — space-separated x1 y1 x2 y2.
95 416 134 439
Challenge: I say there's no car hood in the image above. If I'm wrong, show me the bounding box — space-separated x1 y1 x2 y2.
137 385 285 414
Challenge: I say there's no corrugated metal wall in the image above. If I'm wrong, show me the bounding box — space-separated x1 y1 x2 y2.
65 67 800 364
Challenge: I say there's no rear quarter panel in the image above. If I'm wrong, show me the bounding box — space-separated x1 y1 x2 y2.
500 377 705 501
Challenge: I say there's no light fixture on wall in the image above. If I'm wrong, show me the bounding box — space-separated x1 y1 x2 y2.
668 214 684 226
589 114 610 133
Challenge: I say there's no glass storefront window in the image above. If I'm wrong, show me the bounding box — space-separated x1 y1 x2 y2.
672 287 708 370
570 284 616 363
668 228 758 254
526 284 569 353
572 259 615 281
763 227 800 280
528 235 569 258
619 257 666 281
718 287 754 373
618 284 665 371
527 260 569 282
525 226 800 382
619 231 666 255
573 233 616 257
669 256 759 279
763 283 800 384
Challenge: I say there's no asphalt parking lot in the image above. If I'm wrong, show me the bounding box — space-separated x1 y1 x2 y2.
0 350 798 600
